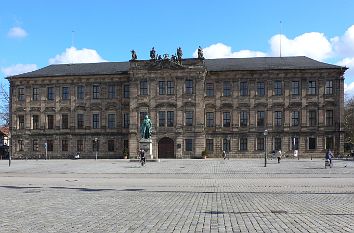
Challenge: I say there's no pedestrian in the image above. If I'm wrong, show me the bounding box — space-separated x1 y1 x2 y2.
222 150 226 160
325 148 333 165
276 150 282 163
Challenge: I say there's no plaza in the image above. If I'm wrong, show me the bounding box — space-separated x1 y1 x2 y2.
0 158 353 233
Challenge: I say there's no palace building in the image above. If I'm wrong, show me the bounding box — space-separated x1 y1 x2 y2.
8 54 347 159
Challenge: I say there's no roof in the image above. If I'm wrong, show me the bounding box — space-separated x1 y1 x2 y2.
7 56 345 79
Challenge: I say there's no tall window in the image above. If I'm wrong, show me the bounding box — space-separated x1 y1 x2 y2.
62 114 69 129
108 85 116 99
291 111 300 126
308 137 316 149
206 112 214 127
185 139 193 151
257 82 265 96
240 111 248 127
123 113 130 128
33 139 39 151
185 79 193 94
223 81 231 97
257 137 264 151
108 114 116 129
18 87 25 101
274 81 282 96
77 85 84 100
223 112 231 127
240 81 248 96
92 139 99 152
159 81 165 95
206 83 214 97
325 136 334 150
325 80 333 95
291 137 299 150
62 139 68 151
292 81 300 95
18 140 24 151
62 87 69 100
326 110 333 126
274 137 282 150
223 138 231 152
167 111 174 127
92 113 100 129
77 140 84 152
257 111 265 127
18 115 25 129
140 80 148 95
274 111 282 126
206 139 214 152
159 111 165 127
47 115 54 129
167 81 174 95
240 138 247 151
308 81 316 95
309 110 317 126
47 140 53 151
92 84 100 99
47 87 54 100
32 115 39 129
108 140 115 152
185 111 193 126
77 114 84 129
123 84 130 98
32 87 39 101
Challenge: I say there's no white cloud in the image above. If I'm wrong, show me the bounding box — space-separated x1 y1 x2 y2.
344 82 354 96
1 64 37 76
7 27 28 39
193 43 266 59
332 25 354 57
269 32 332 61
48 47 107 64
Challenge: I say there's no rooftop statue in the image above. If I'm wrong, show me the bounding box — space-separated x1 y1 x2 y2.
177 47 183 63
197 46 204 59
131 50 137 60
140 115 152 139
150 47 156 60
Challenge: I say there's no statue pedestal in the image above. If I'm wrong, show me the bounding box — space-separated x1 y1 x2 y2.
139 138 153 159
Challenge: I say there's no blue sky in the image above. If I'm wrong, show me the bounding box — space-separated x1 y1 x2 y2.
1 0 354 94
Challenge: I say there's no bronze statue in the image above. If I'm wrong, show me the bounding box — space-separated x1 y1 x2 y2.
150 47 156 60
198 46 204 59
131 50 137 60
140 115 152 139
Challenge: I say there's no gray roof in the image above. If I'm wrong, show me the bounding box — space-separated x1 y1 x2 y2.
8 56 345 79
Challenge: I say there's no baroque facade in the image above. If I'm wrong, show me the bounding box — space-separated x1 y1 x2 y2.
8 55 347 159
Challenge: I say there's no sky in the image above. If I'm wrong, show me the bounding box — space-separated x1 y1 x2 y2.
1 0 354 95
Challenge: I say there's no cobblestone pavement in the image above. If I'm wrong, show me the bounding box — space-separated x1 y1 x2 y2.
0 158 353 233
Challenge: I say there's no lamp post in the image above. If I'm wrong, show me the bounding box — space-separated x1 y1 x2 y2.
95 138 98 160
264 129 268 167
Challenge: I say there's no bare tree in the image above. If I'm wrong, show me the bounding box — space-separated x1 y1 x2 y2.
0 82 9 127
344 95 354 150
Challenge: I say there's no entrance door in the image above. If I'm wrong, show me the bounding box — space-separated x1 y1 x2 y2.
158 137 174 158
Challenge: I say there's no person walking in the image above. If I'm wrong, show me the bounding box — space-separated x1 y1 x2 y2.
276 150 282 163
222 150 226 160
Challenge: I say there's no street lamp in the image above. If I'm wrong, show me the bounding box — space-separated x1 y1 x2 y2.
95 138 98 160
264 129 268 167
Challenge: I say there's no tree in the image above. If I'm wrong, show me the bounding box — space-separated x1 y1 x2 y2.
0 83 9 127
344 95 354 149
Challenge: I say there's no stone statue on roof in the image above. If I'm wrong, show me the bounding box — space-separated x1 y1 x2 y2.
150 47 156 60
131 50 137 60
197 46 204 59
177 47 183 63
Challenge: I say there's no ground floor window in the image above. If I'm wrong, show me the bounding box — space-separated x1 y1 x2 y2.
257 137 264 151
223 138 231 152
47 140 53 151
274 137 282 150
185 139 193 151
62 139 68 151
308 137 316 150
108 139 115 152
240 138 247 151
325 136 334 150
206 139 213 152
77 140 83 152
18 140 24 151
33 139 39 151
291 137 299 150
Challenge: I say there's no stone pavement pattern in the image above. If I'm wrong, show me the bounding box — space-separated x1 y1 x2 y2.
0 158 353 233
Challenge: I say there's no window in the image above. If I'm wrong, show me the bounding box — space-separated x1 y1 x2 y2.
18 87 25 101
108 85 116 99
167 111 174 127
274 137 282 150
274 81 282 96
92 139 99 152
47 87 54 100
108 114 116 129
159 81 165 95
18 140 24 151
325 136 334 150
123 113 130 128
77 85 84 100
77 140 84 152
292 81 300 95
62 87 69 100
240 111 248 127
223 112 231 127
32 115 39 129
140 80 148 96
206 139 214 152
206 112 214 127
185 111 193 126
240 138 247 151
185 79 193 94
274 111 282 126
77 114 84 129
92 113 100 129
257 111 265 127
47 140 53 151
206 83 214 96
309 110 317 126
325 80 333 95
159 111 165 127
123 140 129 150
308 137 316 150
18 115 25 129
33 139 39 151
92 85 100 99
185 139 193 151
223 138 231 152
223 81 231 97
257 137 264 151
291 137 299 150
32 87 39 101
47 115 54 129
62 140 68 151
240 81 248 96
257 82 265 96
326 110 333 126
291 111 300 126
123 84 130 98
108 140 115 152
167 81 174 95
62 114 69 129
308 81 316 95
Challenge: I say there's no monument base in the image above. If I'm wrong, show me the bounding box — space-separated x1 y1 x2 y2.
139 138 153 159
